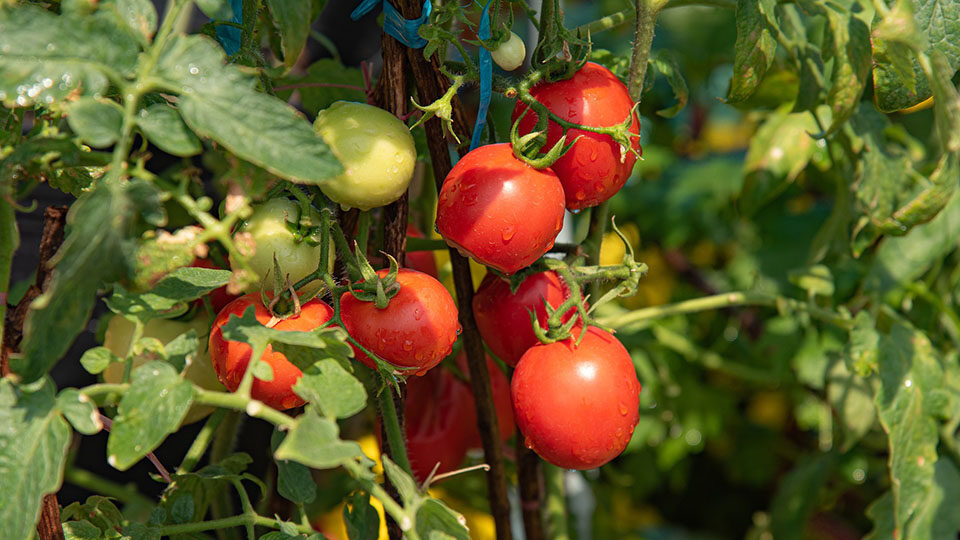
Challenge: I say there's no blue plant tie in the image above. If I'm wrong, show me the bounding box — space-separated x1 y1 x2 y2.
469 0 494 151
214 0 243 56
352 0 432 49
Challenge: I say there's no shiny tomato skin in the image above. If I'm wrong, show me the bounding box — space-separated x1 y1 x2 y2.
435 143 565 275
209 293 334 410
404 224 438 278
455 352 515 448
512 62 641 210
191 258 238 313
511 326 641 470
472 271 580 367
340 269 459 375
404 367 476 483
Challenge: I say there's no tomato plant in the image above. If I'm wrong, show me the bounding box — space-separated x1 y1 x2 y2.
472 270 581 367
435 143 565 275
340 268 460 375
209 293 334 410
512 62 642 210
511 326 641 470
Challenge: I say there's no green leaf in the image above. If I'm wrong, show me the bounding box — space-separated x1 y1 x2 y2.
61 495 124 531
822 8 871 134
80 346 121 375
16 180 162 383
381 455 418 506
107 361 195 470
271 430 318 505
414 499 470 540
727 0 777 103
929 50 960 153
650 51 688 118
154 35 343 184
158 454 252 528
63 520 102 540
56 388 103 435
66 97 124 148
278 59 366 115
769 453 837 540
863 184 960 293
343 491 380 540
292 358 367 419
266 0 312 69
195 0 234 21
826 358 876 450
163 329 199 372
0 379 71 540
106 266 232 320
873 0 960 112
865 491 895 540
274 408 365 469
0 6 139 107
102 0 158 43
739 108 820 215
873 322 943 536
136 104 202 157
787 264 834 298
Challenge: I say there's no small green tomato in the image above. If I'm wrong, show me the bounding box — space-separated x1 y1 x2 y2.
313 101 417 211
230 198 331 293
491 32 526 71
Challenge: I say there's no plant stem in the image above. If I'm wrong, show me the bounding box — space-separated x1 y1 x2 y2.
628 0 669 101
544 464 570 540
0 198 18 351
533 0 558 65
178 408 228 474
583 202 610 301
195 389 296 429
210 410 242 540
598 291 854 330
579 0 735 34
159 513 315 536
517 439 545 540
378 382 412 472
64 467 155 509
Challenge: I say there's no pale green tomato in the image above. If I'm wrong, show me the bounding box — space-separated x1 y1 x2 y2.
491 32 526 71
230 198 332 293
313 101 417 211
103 315 222 425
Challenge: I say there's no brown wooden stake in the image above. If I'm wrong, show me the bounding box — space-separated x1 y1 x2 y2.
1 205 69 540
373 16 412 540
517 440 545 540
389 2 514 537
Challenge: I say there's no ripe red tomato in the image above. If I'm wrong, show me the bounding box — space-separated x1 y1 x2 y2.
511 326 641 470
472 271 581 367
404 224 438 278
512 62 641 210
208 293 334 410
404 366 476 483
455 352 515 448
340 268 459 375
435 143 565 275
191 257 239 313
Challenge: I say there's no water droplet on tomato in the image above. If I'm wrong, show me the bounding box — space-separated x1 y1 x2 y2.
575 190 586 201
402 339 414 351
456 325 463 336
501 225 516 242
524 436 535 450
618 403 629 415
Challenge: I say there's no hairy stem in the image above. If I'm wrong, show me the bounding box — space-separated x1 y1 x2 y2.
628 0 668 101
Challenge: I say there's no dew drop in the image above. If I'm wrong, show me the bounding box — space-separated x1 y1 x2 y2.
501 225 516 242
575 190 586 201
402 339 414 351
46 43 56 51
618 403 629 415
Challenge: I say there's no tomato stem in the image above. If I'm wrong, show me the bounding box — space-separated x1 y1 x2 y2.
544 464 571 540
378 381 413 473
178 408 228 474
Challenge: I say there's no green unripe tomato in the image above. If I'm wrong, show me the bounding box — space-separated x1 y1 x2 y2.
103 315 222 425
313 101 417 211
491 32 525 71
230 198 332 293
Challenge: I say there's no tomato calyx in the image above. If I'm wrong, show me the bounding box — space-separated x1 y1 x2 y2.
509 104 580 170
410 75 464 145
347 247 402 309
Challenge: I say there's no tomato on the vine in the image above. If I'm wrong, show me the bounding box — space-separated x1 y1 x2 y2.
404 366 476 483
435 143 565 275
404 224 438 278
511 326 641 470
230 198 327 293
313 101 417 211
455 351 515 447
208 293 334 410
340 268 459 374
103 314 224 425
491 32 525 71
512 62 641 210
472 270 581 367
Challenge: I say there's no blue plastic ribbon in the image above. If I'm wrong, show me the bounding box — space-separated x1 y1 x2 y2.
352 0 432 49
214 0 244 56
469 0 494 151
